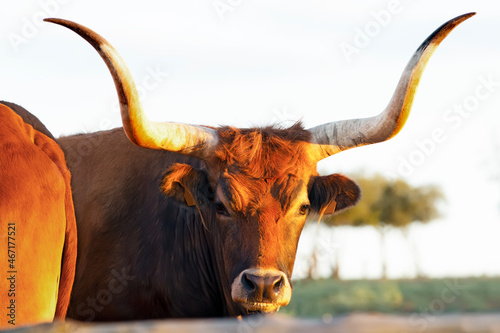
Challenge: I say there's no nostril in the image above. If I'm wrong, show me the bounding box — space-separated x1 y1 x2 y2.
242 273 256 292
272 276 284 294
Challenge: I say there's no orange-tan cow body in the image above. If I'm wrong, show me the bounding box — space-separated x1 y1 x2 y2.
0 102 76 328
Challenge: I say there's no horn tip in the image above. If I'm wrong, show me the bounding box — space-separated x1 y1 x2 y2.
43 18 72 27
451 12 476 25
43 18 59 23
463 12 477 18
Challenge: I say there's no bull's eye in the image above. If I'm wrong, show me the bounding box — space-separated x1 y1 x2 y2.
215 202 229 216
299 204 311 216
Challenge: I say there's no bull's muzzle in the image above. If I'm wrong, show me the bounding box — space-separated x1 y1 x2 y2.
231 268 292 313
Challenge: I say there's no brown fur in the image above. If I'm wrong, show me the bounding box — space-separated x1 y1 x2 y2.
309 174 361 213
214 123 313 179
161 163 211 205
211 124 316 211
164 124 358 274
59 122 360 319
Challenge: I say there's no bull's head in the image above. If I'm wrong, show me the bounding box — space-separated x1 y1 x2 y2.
45 13 473 315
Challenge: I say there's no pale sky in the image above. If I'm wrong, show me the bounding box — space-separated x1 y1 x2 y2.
1 1 499 279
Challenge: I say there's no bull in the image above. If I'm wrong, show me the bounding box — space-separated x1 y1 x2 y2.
0 102 77 327
41 13 473 320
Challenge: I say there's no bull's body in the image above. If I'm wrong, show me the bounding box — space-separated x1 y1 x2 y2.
0 102 76 327
59 129 227 319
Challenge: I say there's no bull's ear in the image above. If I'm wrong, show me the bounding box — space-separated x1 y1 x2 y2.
161 163 212 207
309 174 361 215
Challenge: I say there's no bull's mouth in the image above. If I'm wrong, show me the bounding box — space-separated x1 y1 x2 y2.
244 302 281 314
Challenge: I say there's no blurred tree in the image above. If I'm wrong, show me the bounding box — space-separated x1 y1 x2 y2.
317 174 443 279
374 178 443 278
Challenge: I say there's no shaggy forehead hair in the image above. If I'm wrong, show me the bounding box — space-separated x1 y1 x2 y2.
213 123 315 212
214 123 314 179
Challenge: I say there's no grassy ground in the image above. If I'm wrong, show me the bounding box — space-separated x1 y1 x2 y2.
281 277 500 317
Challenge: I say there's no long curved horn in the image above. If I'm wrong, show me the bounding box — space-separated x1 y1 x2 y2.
44 18 219 159
308 13 475 160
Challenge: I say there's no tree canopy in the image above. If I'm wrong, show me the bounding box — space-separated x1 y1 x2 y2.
309 173 444 279
320 174 444 228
